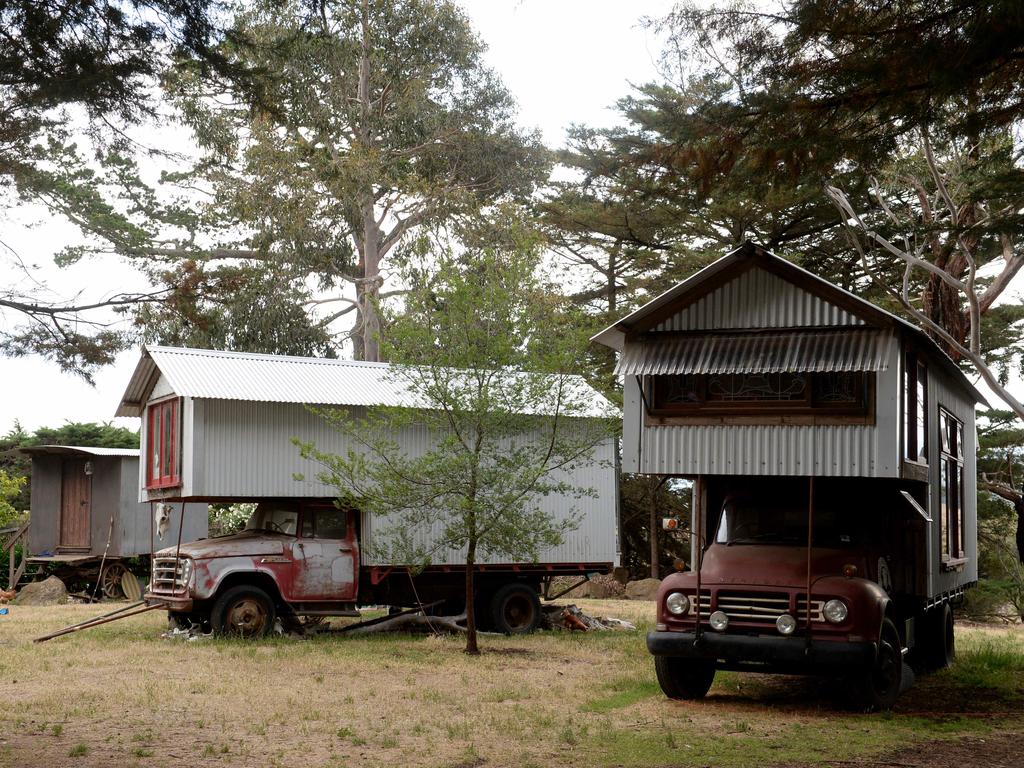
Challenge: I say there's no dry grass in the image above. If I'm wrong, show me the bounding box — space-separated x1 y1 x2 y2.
0 600 1020 768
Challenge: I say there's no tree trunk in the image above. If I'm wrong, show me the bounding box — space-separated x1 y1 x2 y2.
354 0 383 362
649 480 659 579
464 537 479 655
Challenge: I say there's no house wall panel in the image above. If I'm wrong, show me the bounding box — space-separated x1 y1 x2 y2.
192 400 616 566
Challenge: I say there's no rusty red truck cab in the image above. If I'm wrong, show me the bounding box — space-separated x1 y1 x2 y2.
646 484 938 710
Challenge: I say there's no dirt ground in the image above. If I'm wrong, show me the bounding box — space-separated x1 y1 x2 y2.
832 731 1022 768
0 600 1020 768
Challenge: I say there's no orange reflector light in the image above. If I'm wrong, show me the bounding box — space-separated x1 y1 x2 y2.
842 564 858 578
673 558 687 572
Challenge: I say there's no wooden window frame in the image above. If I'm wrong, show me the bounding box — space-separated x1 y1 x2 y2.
939 407 966 568
145 397 181 490
646 371 874 420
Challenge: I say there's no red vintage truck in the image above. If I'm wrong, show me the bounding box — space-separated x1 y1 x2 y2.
148 499 611 636
647 478 959 710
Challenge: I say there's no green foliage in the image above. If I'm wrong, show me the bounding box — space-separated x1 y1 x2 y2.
298 234 616 650
25 423 139 450
208 503 256 538
619 476 691 580
0 470 26 528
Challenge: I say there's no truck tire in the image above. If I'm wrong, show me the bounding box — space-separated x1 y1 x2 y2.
916 603 955 670
654 656 715 700
211 585 276 638
849 617 902 711
489 583 541 634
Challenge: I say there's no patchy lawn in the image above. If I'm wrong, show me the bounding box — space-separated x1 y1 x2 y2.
0 600 1020 768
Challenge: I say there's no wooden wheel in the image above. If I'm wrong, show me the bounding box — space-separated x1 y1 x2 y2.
100 562 129 599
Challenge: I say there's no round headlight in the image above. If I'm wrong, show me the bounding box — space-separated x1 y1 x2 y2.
709 610 729 631
823 599 848 624
665 592 690 616
776 613 797 635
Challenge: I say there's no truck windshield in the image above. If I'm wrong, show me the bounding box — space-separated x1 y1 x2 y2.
245 505 298 535
714 497 858 548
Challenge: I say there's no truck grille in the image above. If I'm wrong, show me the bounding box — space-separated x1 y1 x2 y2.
697 592 825 623
150 557 190 595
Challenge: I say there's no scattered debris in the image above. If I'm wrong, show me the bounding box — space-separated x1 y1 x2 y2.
15 575 68 606
542 604 636 632
162 625 213 642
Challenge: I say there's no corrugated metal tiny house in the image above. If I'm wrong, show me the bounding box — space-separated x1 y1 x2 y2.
593 242 984 600
22 446 207 559
115 349 618 567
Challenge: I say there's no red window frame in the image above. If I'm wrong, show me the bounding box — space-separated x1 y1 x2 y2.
146 397 181 489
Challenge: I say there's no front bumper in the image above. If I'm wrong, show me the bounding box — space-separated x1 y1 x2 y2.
647 630 875 673
145 593 194 612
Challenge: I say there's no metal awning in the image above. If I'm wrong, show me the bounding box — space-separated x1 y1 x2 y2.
616 329 892 376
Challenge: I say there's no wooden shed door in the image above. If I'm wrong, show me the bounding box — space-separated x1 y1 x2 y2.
59 460 92 551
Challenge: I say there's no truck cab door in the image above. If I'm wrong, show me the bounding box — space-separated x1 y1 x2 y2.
291 506 358 601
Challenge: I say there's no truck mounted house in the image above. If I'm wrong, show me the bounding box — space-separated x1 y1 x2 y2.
116 347 618 636
593 242 983 709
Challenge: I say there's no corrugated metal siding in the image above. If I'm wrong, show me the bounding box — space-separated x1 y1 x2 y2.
621 338 901 478
636 423 880 476
655 268 865 331
197 400 617 566
616 330 891 375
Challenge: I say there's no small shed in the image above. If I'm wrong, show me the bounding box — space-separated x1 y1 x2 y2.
20 446 207 593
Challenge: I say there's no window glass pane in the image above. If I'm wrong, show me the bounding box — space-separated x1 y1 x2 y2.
314 507 348 539
162 404 173 478
150 407 160 480
246 505 298 535
706 373 807 402
658 375 700 406
940 461 949 557
811 372 863 404
952 461 963 557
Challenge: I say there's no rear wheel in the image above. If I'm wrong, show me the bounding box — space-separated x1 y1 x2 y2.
489 583 541 634
927 603 955 669
850 617 902 711
211 585 276 638
654 656 715 700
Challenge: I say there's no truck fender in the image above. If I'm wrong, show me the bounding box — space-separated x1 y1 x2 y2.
814 575 890 643
192 559 286 607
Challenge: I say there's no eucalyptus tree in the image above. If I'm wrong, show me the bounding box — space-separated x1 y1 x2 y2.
159 0 548 360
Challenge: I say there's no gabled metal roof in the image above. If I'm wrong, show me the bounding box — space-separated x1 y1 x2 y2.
616 329 892 376
19 446 139 458
592 241 987 405
115 346 616 418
